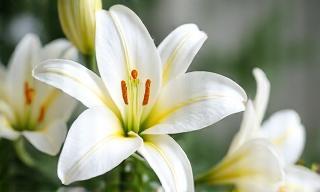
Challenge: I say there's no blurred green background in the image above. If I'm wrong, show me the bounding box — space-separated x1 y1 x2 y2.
0 0 319 191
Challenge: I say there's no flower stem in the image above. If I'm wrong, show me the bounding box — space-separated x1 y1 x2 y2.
83 52 98 74
118 158 137 191
116 155 151 192
14 138 35 167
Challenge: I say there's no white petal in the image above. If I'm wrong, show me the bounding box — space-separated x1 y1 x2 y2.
31 39 78 124
41 39 78 61
33 59 118 114
142 72 247 134
206 139 283 189
95 6 162 115
58 107 142 185
237 182 278 192
138 135 194 192
0 100 18 139
0 100 15 122
0 115 19 140
228 100 260 154
282 165 320 192
261 110 305 165
29 80 77 126
6 34 41 113
41 91 77 123
23 120 67 155
158 24 207 84
253 68 270 123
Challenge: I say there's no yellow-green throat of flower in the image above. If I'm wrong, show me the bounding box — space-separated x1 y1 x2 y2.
121 69 151 133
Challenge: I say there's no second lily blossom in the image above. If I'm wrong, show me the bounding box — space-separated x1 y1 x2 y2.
199 68 320 192
0 34 77 155
252 69 320 192
33 5 247 191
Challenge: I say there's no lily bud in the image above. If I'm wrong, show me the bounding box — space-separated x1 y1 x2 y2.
58 0 102 55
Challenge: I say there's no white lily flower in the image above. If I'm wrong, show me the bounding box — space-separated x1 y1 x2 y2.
199 100 284 192
0 34 77 155
244 68 320 191
33 5 247 191
278 165 320 192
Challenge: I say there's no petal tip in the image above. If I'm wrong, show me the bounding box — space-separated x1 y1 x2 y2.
58 165 71 185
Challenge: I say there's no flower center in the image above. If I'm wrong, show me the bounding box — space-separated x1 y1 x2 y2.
24 81 47 124
121 69 151 133
14 82 60 132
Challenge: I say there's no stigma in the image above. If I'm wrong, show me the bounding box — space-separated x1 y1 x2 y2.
131 69 138 80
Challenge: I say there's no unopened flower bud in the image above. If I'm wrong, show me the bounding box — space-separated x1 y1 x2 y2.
58 0 102 54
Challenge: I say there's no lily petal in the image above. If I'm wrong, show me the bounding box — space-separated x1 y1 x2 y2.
261 110 305 165
0 100 15 123
58 107 142 185
33 59 118 114
282 165 320 192
237 182 278 192
205 139 283 190
253 68 270 123
138 134 194 192
0 115 19 140
30 79 77 126
0 100 17 140
158 24 207 84
95 5 162 115
6 34 41 113
228 100 260 154
41 39 78 61
23 120 67 155
41 91 77 123
143 72 247 134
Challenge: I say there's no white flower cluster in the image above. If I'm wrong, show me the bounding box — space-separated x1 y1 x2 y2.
0 3 319 192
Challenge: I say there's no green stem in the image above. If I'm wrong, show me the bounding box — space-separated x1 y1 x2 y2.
132 153 145 163
14 138 35 167
117 156 149 192
119 158 134 192
83 52 98 74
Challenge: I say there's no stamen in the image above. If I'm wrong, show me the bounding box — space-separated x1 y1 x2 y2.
37 90 59 123
24 82 35 105
143 79 151 106
37 106 46 123
121 80 128 105
131 69 138 80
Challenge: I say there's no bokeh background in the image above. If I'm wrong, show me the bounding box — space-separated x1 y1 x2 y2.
0 0 319 191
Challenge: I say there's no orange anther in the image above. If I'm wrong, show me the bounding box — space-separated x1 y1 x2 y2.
143 79 151 106
131 69 138 80
37 106 46 123
121 80 128 105
24 82 35 105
